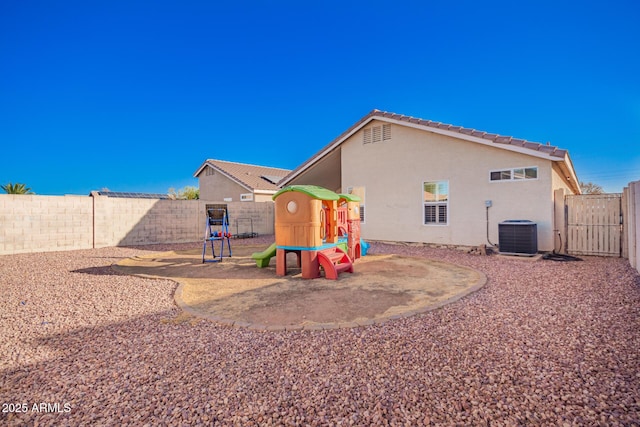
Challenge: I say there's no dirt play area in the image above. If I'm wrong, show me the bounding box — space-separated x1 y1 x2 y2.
114 243 486 330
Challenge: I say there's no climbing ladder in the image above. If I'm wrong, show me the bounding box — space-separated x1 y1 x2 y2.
317 246 353 280
202 208 232 263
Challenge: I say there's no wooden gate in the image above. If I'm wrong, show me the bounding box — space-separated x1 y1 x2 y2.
566 194 622 257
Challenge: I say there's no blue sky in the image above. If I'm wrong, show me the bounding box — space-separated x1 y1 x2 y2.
1 0 638 195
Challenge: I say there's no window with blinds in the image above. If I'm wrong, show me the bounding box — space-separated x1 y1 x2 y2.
423 181 449 225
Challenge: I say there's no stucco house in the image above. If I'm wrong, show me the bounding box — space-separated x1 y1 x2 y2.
280 110 581 252
194 159 290 202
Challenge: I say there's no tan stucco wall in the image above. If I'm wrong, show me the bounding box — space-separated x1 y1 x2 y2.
551 163 575 195
341 123 559 251
289 149 342 191
198 167 252 202
550 164 578 252
254 193 276 203
197 167 277 203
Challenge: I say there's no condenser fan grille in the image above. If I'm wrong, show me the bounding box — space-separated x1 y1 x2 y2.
499 220 538 256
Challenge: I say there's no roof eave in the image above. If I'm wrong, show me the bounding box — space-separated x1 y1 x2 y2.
193 161 210 178
555 153 581 194
280 112 380 186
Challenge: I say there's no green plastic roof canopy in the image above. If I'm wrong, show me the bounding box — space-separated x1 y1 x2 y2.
273 185 340 201
338 193 361 202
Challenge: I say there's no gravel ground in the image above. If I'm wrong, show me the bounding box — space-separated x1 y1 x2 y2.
1 237 639 426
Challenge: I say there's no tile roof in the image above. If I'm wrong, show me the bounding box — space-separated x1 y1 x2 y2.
195 159 291 192
280 109 576 188
369 110 568 158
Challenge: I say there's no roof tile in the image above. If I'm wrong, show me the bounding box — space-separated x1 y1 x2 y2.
524 142 542 151
538 145 557 154
494 136 512 144
202 160 290 192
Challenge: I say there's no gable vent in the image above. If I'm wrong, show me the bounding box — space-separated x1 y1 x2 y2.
372 126 382 142
363 128 372 144
363 124 391 144
382 123 391 140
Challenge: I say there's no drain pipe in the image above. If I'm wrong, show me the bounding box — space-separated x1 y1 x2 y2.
485 200 497 248
553 229 562 254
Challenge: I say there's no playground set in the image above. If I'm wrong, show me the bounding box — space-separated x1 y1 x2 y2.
252 185 367 280
202 207 232 263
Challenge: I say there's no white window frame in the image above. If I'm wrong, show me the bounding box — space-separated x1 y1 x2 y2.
423 180 449 226
489 166 538 182
240 193 253 202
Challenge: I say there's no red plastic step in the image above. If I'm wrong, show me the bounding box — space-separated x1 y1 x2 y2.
318 247 353 280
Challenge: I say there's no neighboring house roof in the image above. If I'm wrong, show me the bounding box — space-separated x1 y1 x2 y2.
280 109 580 193
194 159 291 194
91 191 170 199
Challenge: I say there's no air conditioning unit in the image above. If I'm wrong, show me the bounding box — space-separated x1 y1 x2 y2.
498 220 538 256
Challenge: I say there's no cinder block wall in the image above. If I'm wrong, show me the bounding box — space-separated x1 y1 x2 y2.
94 196 157 247
0 195 274 255
93 198 205 247
222 200 275 237
0 195 93 254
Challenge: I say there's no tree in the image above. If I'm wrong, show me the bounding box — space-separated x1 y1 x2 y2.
1 182 34 194
168 186 199 200
580 181 604 194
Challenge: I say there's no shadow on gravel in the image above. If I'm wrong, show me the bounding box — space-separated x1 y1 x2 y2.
71 266 128 276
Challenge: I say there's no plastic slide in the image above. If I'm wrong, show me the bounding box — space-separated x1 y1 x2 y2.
251 243 277 268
